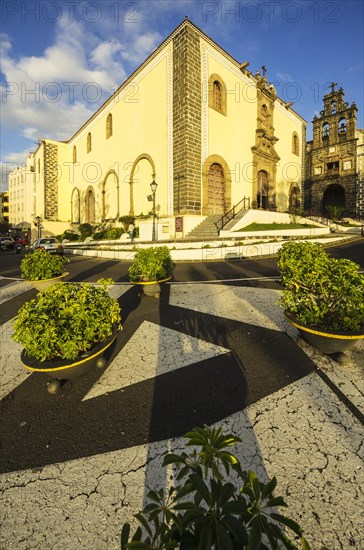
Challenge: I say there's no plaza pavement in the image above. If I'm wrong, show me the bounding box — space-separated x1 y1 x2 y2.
0 240 363 549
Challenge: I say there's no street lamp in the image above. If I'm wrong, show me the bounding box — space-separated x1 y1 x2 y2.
35 215 42 238
150 180 158 242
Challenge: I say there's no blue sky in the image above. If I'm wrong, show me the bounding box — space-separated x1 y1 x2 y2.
1 0 363 190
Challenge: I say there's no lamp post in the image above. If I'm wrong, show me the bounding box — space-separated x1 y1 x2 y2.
150 180 158 242
35 216 42 238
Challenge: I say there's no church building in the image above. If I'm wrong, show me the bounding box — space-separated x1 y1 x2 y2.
13 18 307 237
304 84 363 220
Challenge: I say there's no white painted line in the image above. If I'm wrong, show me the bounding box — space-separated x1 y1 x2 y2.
0 280 32 305
83 320 230 401
169 284 293 335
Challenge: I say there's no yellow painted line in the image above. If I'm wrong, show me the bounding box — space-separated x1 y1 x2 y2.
31 272 68 283
131 276 172 285
22 336 116 372
287 318 364 340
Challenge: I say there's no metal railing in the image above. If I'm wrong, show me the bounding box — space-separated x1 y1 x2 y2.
214 196 251 233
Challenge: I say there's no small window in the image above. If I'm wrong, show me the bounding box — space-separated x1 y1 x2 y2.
326 161 339 173
73 146 77 163
87 132 92 153
292 132 299 155
331 101 336 114
208 74 227 116
213 81 222 111
106 113 113 139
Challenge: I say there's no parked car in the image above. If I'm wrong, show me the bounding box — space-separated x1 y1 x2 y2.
32 238 64 254
0 237 14 249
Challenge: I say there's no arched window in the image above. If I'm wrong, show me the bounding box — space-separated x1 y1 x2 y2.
87 132 92 153
322 123 330 140
106 113 113 139
208 74 227 115
213 81 222 111
85 186 95 223
331 101 336 114
292 132 299 155
338 118 347 134
72 146 77 163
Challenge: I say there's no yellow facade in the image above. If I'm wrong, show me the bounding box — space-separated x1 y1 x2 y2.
12 18 306 235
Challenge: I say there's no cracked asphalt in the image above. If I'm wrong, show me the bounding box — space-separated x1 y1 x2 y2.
0 242 363 549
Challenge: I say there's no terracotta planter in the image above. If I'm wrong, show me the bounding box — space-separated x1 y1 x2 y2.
284 311 364 354
30 272 69 292
21 329 117 381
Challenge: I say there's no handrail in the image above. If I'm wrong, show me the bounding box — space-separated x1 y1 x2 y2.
214 196 251 233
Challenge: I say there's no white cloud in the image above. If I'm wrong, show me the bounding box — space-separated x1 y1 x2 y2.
276 72 294 83
1 12 163 164
120 32 162 64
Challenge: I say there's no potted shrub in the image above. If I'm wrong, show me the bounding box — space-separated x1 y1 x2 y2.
12 278 122 393
21 248 69 291
277 241 364 354
128 245 174 297
121 425 311 549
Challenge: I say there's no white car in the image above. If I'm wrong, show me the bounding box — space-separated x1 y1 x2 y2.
32 238 64 254
0 236 14 249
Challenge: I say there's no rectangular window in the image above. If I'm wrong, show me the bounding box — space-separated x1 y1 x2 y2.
326 161 339 172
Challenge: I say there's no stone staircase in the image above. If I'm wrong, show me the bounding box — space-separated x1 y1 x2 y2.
186 215 221 239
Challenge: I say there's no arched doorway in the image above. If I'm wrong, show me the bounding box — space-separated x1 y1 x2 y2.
85 186 95 223
257 170 269 209
207 163 225 215
323 184 345 214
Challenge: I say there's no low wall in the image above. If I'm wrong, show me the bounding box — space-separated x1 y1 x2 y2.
64 234 349 262
220 227 330 238
138 215 206 241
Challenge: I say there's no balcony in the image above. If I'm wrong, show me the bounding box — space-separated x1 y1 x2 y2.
326 168 340 177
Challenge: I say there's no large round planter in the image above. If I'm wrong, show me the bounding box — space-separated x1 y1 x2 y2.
20 329 117 380
132 276 172 298
284 311 364 354
30 272 69 292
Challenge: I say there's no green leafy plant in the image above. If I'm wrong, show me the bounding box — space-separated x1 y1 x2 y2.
121 425 311 549
92 224 125 240
21 249 69 281
79 223 94 240
12 279 122 361
60 229 80 242
128 246 173 282
325 204 345 222
277 241 364 331
119 215 136 229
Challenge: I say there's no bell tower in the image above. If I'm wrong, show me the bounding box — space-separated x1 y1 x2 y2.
306 84 358 217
